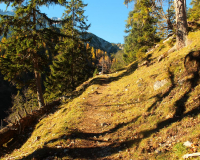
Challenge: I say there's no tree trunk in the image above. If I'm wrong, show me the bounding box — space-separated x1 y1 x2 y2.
33 6 45 108
71 0 75 90
34 69 45 108
175 0 188 50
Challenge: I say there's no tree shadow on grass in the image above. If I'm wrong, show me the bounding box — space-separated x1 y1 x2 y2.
0 62 138 159
147 59 200 117
132 52 200 150
9 52 200 159
71 61 138 98
21 101 199 160
21 116 140 160
16 69 200 160
147 69 175 112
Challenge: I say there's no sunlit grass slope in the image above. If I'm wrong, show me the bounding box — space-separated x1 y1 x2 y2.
2 30 200 160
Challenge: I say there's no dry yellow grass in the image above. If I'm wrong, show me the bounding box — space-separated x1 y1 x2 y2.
1 30 200 160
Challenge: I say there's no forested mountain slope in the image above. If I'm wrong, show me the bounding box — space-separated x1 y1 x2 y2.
1 30 200 159
0 8 120 122
0 9 120 55
84 32 120 55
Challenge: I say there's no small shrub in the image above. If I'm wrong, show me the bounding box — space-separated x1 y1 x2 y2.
136 46 149 60
172 143 188 158
6 88 38 123
93 68 98 77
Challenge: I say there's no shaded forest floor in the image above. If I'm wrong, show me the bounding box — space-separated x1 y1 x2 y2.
1 30 200 160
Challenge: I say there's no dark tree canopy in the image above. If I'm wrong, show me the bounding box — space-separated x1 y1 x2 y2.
45 0 92 99
0 0 69 108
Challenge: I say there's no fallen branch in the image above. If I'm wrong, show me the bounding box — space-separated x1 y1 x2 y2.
183 152 200 159
0 99 61 147
0 123 18 147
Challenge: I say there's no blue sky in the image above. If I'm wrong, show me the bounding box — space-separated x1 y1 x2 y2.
82 0 134 44
0 0 192 44
0 0 133 44
41 0 134 44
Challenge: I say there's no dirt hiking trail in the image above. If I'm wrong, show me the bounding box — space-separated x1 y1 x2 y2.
70 83 122 160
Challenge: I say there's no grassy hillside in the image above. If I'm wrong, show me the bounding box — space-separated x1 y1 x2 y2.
1 30 200 160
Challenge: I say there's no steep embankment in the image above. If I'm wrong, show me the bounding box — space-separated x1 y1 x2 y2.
1 30 200 160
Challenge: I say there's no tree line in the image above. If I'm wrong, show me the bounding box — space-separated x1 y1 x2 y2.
0 0 93 116
122 0 200 63
0 0 117 122
1 0 199 121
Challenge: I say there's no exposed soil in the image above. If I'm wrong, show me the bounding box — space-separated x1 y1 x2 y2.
1 80 125 160
67 83 121 160
1 48 200 159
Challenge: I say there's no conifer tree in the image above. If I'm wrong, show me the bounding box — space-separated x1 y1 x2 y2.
124 0 159 62
45 0 91 98
0 0 68 108
125 0 188 50
188 0 200 21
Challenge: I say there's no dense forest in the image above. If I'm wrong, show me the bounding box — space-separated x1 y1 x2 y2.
0 0 199 127
0 0 122 124
1 0 200 159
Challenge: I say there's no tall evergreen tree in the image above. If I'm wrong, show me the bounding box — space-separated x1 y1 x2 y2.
125 0 188 50
188 0 200 21
124 0 159 62
45 0 91 98
0 0 68 108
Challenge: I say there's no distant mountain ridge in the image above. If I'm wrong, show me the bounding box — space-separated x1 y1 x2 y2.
84 32 121 55
0 10 121 54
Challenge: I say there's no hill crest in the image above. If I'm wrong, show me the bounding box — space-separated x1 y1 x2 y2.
1 30 200 159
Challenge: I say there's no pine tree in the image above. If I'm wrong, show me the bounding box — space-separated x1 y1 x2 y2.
45 0 91 98
188 0 200 21
124 0 160 62
0 0 68 108
125 0 188 50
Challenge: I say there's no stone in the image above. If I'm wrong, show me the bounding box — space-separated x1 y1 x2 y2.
138 60 148 67
155 149 161 154
153 79 168 90
183 141 193 147
178 79 185 85
36 136 41 141
56 146 62 148
101 123 108 127
104 137 111 141
137 83 142 87
157 54 164 62
155 44 160 48
183 152 200 159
